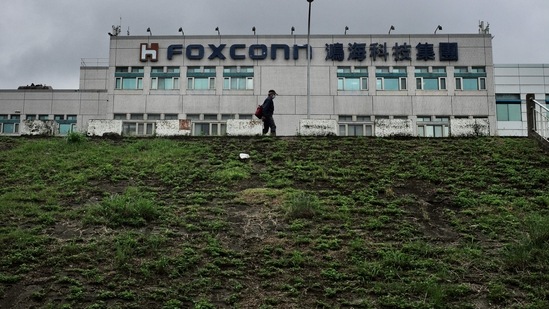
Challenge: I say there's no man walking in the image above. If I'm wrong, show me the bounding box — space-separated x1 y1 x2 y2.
262 89 277 136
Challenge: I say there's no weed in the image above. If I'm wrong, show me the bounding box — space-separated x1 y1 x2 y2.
284 191 321 219
85 186 160 227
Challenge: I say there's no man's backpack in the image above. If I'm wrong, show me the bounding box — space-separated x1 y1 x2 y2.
255 105 263 119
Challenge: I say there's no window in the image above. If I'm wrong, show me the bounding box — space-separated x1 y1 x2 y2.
337 66 368 91
455 66 486 91
471 67 486 73
38 114 49 120
130 114 144 120
147 114 161 120
456 78 486 90
187 66 216 90
203 114 217 121
415 67 447 90
377 77 406 90
54 114 78 135
400 77 407 91
338 115 373 136
455 77 462 90
151 66 180 90
164 114 178 120
338 115 353 122
186 114 227 136
0 114 20 134
192 122 226 136
186 114 200 121
122 122 155 136
223 66 254 90
26 115 36 120
115 66 144 90
375 66 406 91
478 77 486 90
114 114 127 120
417 116 449 137
416 77 446 90
440 78 447 90
375 67 390 73
496 94 522 121
432 67 446 73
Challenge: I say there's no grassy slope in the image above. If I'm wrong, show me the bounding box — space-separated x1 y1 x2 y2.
0 136 549 309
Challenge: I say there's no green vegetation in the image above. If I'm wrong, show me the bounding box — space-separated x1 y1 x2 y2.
1 136 549 308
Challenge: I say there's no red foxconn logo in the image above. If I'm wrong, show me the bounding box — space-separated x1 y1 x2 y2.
140 43 159 62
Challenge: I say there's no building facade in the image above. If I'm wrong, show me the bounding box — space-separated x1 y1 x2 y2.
494 64 549 136
0 33 504 137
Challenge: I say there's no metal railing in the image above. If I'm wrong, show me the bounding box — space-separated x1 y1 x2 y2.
80 58 109 67
532 99 549 141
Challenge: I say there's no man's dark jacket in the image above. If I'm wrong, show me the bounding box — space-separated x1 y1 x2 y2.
262 97 274 116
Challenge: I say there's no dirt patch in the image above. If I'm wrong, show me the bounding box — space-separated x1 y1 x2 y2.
224 188 287 249
393 179 460 242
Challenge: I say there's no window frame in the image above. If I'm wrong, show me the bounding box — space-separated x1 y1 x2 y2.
187 77 216 90
122 122 156 136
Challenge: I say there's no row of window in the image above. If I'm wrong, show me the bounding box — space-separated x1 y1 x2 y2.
337 66 487 91
0 114 77 135
115 66 254 91
117 114 482 137
339 115 462 137
114 65 487 91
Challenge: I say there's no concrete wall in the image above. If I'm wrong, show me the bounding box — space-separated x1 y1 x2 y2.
450 118 490 136
87 120 123 136
20 120 59 136
375 119 414 137
86 119 191 137
226 119 263 136
156 120 191 136
80 67 108 90
299 119 338 136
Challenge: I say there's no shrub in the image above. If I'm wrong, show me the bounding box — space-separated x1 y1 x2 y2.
66 131 87 144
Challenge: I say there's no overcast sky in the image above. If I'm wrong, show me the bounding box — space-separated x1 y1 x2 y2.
1 0 548 89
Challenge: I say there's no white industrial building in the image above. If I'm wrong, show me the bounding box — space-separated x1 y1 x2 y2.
0 31 545 137
494 64 549 136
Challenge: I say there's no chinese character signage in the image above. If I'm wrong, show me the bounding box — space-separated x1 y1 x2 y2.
325 41 459 62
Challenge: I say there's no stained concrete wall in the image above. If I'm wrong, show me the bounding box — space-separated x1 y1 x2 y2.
86 119 191 137
299 119 338 136
375 119 414 137
155 120 191 136
87 120 123 136
20 120 59 136
450 118 490 136
226 119 263 136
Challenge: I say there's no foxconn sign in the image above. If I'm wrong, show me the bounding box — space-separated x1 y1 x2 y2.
140 40 458 63
140 43 312 62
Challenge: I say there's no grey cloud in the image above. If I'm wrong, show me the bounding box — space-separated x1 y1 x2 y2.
1 0 547 89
